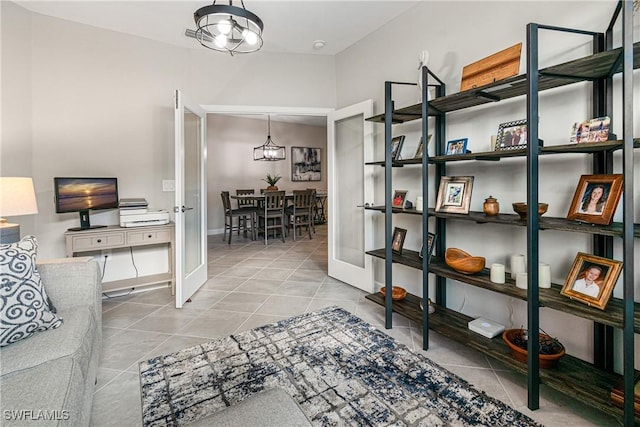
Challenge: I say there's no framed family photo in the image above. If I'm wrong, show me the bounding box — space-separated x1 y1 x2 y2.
446 138 468 155
392 190 408 209
566 174 623 225
560 252 622 310
569 116 611 144
435 176 474 214
391 135 405 160
413 134 432 158
419 232 437 261
391 227 407 255
496 119 527 151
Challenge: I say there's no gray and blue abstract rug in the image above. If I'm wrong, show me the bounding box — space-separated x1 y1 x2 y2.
139 306 540 426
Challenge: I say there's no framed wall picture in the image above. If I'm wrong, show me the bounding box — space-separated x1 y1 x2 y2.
413 134 432 158
496 119 527 151
419 232 437 261
392 190 408 208
291 147 321 182
446 138 468 155
435 176 474 214
391 227 407 255
560 252 622 310
391 135 405 160
566 174 623 225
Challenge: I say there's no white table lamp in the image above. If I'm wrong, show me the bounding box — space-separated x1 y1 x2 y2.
0 177 39 244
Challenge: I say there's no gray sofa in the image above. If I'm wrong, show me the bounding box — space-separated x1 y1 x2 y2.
0 260 102 426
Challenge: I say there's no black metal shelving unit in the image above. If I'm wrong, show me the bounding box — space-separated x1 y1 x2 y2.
364 2 637 424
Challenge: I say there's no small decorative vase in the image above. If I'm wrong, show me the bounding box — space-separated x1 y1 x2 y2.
483 196 499 216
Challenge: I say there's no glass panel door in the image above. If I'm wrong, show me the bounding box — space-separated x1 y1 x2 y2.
327 100 374 292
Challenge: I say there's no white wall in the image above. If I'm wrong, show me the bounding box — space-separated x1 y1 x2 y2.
335 0 640 368
1 2 334 282
207 114 327 233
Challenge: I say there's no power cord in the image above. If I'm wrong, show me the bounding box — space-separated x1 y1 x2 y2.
100 253 135 299
129 247 139 278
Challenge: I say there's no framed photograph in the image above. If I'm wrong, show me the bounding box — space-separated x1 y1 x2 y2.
435 176 474 214
445 138 468 155
560 252 623 310
391 227 407 255
496 119 527 151
291 147 321 182
419 232 437 261
413 134 432 158
391 135 405 160
566 174 623 225
570 116 611 144
392 190 408 209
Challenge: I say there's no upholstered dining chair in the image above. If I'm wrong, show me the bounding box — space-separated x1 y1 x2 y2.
220 191 257 244
235 189 257 237
256 191 286 245
286 189 314 241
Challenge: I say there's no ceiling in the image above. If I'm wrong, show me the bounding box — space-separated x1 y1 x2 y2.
15 1 422 56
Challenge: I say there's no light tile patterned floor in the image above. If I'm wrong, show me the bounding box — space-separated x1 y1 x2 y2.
89 225 618 426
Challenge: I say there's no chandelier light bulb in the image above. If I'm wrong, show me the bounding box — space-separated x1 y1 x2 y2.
243 29 258 45
214 34 228 48
218 19 232 35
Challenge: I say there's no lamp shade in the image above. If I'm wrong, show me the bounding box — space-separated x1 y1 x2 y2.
0 177 39 217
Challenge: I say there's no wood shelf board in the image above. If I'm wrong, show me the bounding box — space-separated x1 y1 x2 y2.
364 292 627 419
366 251 640 332
366 140 639 166
425 209 640 238
365 42 639 122
364 206 424 216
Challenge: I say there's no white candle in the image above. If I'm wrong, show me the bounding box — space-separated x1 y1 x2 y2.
539 263 551 288
490 263 506 284
510 254 526 279
416 196 423 212
516 272 528 289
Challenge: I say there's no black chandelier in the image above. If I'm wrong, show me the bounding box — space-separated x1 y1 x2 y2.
194 1 264 55
254 115 286 161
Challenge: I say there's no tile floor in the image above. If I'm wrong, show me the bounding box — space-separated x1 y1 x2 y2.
90 225 618 426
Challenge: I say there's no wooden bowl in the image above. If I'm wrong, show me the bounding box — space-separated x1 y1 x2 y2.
444 248 485 274
502 329 565 369
380 286 407 301
512 202 548 221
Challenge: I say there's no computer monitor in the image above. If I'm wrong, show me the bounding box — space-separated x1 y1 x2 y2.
54 177 119 231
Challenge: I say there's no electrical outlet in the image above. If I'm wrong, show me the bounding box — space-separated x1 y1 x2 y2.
162 180 175 192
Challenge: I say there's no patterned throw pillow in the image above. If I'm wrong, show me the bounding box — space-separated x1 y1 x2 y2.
0 235 63 347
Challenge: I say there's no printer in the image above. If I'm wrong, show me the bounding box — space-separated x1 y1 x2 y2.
119 209 170 227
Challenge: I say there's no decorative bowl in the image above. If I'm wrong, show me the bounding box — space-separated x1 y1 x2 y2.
380 286 407 301
444 248 486 274
502 329 565 369
512 202 548 221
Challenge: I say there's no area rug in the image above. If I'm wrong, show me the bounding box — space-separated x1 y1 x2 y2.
139 306 540 426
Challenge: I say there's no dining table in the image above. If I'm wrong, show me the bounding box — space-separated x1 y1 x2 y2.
229 191 327 224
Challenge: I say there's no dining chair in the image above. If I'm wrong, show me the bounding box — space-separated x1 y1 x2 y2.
220 191 257 244
235 189 257 237
256 191 286 245
306 188 317 234
286 189 314 241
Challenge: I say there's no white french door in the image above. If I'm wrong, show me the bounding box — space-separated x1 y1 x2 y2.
327 100 374 293
174 90 208 308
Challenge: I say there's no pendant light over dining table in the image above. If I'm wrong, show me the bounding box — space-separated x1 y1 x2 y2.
194 0 264 55
254 115 286 161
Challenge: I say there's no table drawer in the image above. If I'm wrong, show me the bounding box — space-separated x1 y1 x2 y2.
127 229 172 245
71 233 125 251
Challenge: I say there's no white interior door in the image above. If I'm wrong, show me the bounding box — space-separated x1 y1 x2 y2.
327 100 374 292
174 90 207 308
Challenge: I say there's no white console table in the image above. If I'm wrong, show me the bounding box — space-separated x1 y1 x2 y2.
65 223 175 294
